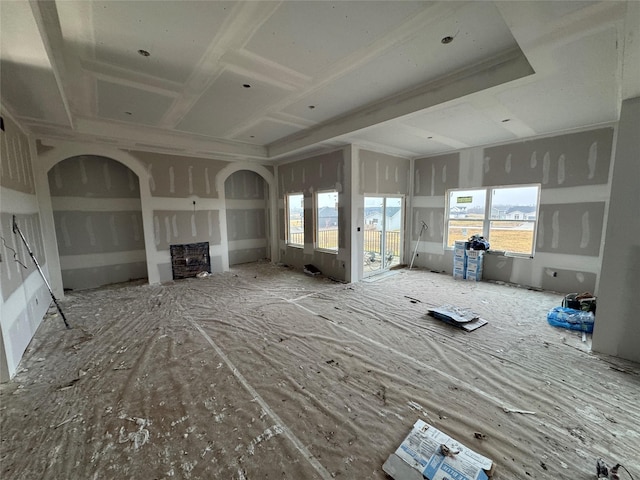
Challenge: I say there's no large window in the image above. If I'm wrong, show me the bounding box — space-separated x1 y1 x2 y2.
316 190 338 252
446 185 540 256
286 193 304 247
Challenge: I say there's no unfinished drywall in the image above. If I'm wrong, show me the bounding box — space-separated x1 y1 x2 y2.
359 149 410 195
131 151 229 198
482 128 612 188
0 112 50 381
48 156 147 291
129 151 234 282
593 97 640 363
278 149 347 279
410 127 614 293
225 170 269 266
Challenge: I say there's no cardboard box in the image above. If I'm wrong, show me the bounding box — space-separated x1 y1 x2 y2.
453 257 467 270
383 419 494 480
465 270 483 281
465 262 482 273
453 267 466 280
454 247 467 258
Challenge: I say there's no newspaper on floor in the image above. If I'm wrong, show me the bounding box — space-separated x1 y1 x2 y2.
383 419 494 480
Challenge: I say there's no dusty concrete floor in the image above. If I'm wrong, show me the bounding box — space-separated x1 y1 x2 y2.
1 262 639 480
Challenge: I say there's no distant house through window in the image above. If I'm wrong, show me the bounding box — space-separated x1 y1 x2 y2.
446 184 540 256
316 190 338 252
286 193 304 247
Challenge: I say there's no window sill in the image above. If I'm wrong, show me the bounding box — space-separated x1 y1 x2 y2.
315 248 338 255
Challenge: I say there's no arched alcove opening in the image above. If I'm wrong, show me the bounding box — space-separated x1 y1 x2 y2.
223 170 270 266
47 155 148 291
214 162 278 270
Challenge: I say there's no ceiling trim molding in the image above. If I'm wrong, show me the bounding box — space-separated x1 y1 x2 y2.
80 58 184 98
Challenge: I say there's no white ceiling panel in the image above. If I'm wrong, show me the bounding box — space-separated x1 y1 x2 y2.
402 103 517 146
245 1 428 77
91 1 235 83
283 2 524 124
0 1 634 161
351 126 452 157
96 80 174 125
496 27 619 135
231 119 303 146
176 70 291 138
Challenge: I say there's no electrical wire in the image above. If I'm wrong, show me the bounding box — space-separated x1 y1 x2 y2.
616 464 635 480
1 235 28 269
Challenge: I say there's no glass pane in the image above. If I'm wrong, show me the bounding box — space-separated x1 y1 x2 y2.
447 220 484 247
287 194 304 245
364 197 383 272
384 197 402 269
448 189 486 219
317 191 338 251
489 220 534 255
491 186 539 220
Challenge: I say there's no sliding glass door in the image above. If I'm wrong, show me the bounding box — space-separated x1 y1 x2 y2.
363 196 403 277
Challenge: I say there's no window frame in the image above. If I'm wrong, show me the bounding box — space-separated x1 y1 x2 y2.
445 184 541 257
315 189 339 253
285 193 304 248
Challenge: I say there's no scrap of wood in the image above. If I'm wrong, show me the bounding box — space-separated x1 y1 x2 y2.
502 406 536 415
54 414 79 429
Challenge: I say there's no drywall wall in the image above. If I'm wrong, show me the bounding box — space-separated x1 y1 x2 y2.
0 112 50 381
48 156 147 290
130 151 231 282
592 97 640 363
410 127 614 293
278 149 347 279
224 170 269 265
359 149 410 195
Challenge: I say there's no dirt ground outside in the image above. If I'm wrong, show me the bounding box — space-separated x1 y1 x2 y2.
1 262 638 480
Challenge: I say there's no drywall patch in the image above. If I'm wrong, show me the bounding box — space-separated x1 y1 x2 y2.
483 127 613 188
536 202 604 256
53 211 145 255
413 207 444 242
414 153 460 197
541 268 597 294
61 262 148 291
153 210 221 251
481 255 513 284
48 156 141 198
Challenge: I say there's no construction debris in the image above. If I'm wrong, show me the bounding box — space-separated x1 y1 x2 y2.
383 419 495 480
427 305 488 332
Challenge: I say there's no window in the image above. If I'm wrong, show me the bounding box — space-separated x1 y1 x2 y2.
316 190 338 252
286 193 304 247
446 184 540 256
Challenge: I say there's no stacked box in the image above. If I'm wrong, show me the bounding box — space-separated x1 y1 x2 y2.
453 241 467 279
453 240 468 258
465 250 484 281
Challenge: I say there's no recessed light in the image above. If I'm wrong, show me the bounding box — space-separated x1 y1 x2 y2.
243 84 251 88
501 118 511 122
441 36 454 44
137 49 150 57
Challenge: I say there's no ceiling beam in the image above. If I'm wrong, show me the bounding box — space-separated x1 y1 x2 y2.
269 48 534 159
28 0 75 128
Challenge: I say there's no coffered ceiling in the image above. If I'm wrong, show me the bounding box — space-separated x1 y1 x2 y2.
1 1 638 162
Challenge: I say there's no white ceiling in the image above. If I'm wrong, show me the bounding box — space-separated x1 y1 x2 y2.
1 1 638 162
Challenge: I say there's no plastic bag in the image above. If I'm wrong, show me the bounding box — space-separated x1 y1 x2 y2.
547 306 595 333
